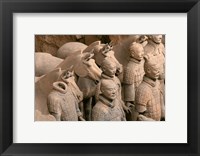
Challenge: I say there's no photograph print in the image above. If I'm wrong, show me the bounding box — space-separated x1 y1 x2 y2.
35 35 165 121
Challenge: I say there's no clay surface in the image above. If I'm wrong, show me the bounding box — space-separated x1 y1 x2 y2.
35 35 165 121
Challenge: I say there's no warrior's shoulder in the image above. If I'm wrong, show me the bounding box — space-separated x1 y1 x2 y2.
93 101 109 113
137 82 152 94
144 43 155 53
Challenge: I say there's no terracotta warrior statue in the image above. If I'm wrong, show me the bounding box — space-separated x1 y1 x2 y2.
59 69 85 119
144 35 165 78
135 55 163 121
144 35 165 119
95 57 130 113
123 42 145 120
47 81 83 121
92 79 126 121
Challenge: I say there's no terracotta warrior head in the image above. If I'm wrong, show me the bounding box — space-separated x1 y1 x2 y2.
101 57 117 78
144 54 160 80
100 79 118 100
149 35 163 44
129 42 144 61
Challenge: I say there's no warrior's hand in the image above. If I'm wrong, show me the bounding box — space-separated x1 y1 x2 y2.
124 106 131 114
123 102 133 113
125 102 134 108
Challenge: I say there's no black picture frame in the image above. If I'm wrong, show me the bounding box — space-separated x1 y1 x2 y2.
0 0 200 155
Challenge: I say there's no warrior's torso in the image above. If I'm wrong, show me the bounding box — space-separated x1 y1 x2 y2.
123 58 145 102
92 96 126 121
135 76 161 121
65 76 83 103
123 58 145 88
48 89 78 121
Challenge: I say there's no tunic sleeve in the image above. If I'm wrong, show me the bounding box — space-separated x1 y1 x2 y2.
123 65 135 85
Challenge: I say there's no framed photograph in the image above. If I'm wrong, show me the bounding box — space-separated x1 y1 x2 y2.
0 0 199 155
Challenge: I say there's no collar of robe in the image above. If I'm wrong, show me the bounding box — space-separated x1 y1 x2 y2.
143 76 157 87
99 95 115 108
52 81 68 94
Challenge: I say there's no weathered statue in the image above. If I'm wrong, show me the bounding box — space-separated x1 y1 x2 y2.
47 81 83 121
76 43 123 121
123 42 145 120
135 55 163 121
60 69 82 101
35 35 165 121
144 35 165 119
60 69 85 120
95 56 130 113
95 57 120 98
92 79 126 121
144 35 165 77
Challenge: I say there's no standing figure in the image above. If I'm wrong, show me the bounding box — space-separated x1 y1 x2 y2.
92 79 126 121
60 69 85 120
95 57 130 113
144 35 165 119
123 42 145 120
144 35 165 78
135 55 163 121
47 81 82 121
60 68 83 113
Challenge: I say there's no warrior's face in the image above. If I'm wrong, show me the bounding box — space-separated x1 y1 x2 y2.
101 85 117 100
152 35 162 44
131 45 144 61
102 61 117 77
145 64 160 80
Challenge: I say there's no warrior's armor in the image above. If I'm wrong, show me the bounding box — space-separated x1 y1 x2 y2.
47 81 81 121
144 38 165 119
62 76 83 103
135 76 162 121
123 58 145 102
92 95 126 121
